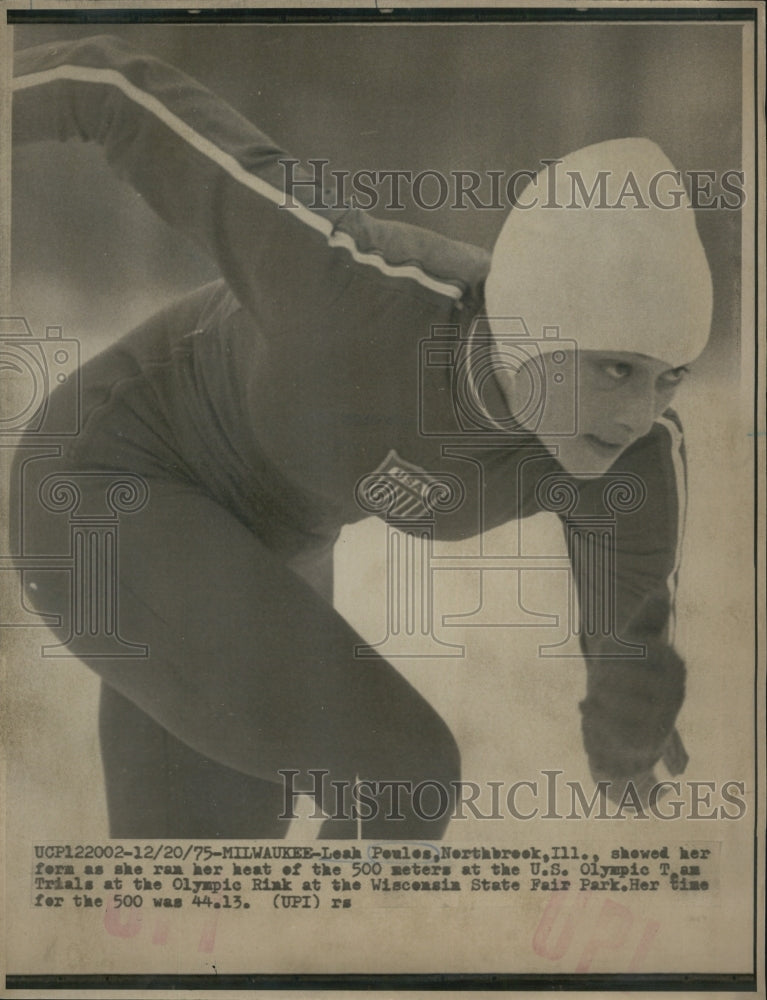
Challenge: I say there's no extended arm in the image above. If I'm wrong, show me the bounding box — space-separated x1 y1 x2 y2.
13 35 353 329
13 35 470 332
564 413 690 795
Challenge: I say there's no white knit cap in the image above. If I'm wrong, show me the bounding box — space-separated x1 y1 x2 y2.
485 138 713 368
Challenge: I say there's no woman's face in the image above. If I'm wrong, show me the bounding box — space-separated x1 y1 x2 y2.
498 350 689 476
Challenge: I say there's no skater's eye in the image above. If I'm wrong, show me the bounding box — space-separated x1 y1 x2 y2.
600 361 633 381
658 365 689 387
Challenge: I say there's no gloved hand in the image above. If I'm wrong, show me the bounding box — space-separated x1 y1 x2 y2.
580 636 686 786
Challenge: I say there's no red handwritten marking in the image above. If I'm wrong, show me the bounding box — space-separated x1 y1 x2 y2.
197 917 217 953
100 893 223 951
197 892 223 953
532 890 660 971
532 890 591 960
152 918 170 946
627 918 661 972
575 899 633 972
103 896 142 939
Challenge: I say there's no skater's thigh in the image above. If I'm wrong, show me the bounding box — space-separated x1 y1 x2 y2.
20 474 459 790
98 683 294 839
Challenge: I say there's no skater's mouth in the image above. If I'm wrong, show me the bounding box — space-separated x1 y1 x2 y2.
583 433 625 455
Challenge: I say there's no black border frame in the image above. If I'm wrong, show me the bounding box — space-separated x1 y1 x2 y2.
4 5 761 21
2 972 761 991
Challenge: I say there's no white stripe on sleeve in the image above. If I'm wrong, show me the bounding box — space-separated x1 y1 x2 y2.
655 414 686 644
14 65 466 302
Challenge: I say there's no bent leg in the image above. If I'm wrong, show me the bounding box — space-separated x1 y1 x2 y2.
99 685 293 838
22 477 460 838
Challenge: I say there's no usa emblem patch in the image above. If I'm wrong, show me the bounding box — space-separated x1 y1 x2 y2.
350 449 437 520
372 449 437 518
355 450 465 521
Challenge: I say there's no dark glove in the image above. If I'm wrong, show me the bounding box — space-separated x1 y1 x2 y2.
580 636 686 783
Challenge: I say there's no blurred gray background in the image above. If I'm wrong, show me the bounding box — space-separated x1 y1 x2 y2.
13 20 743 374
